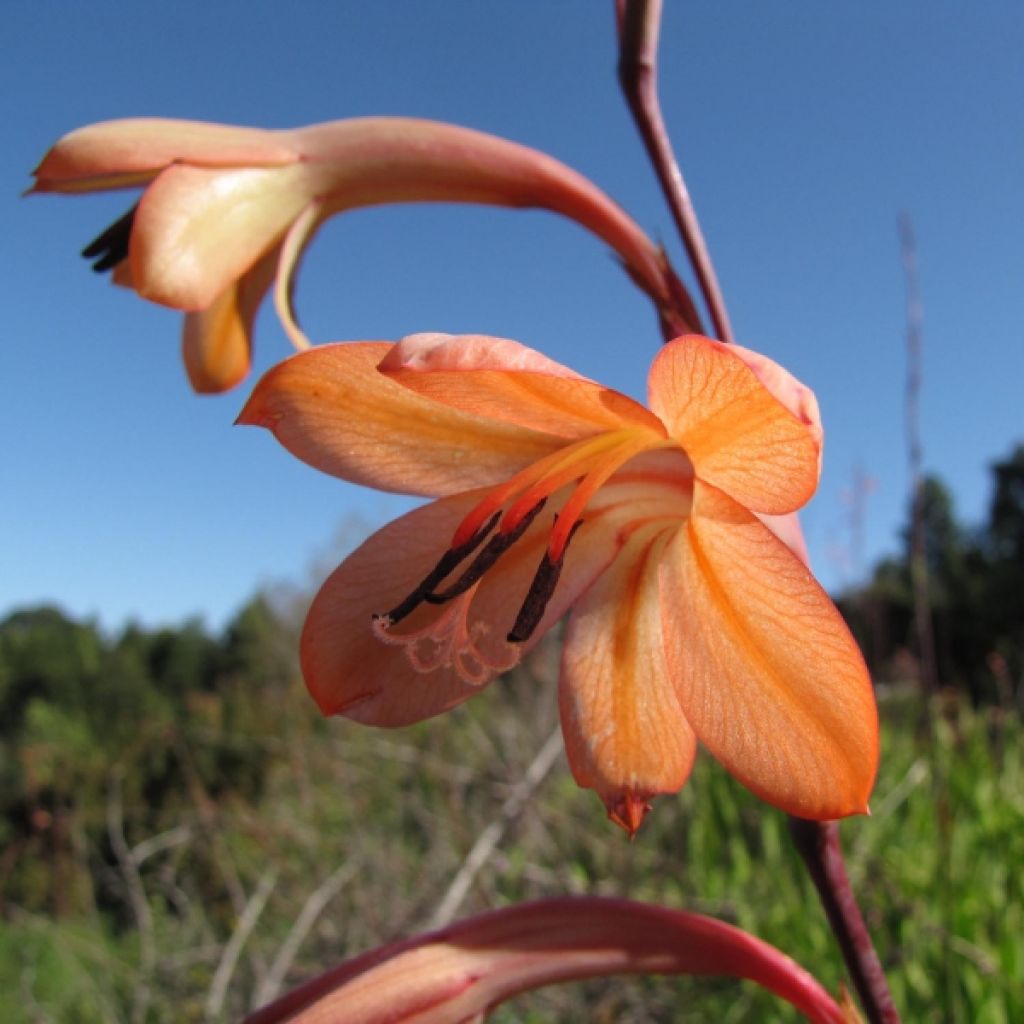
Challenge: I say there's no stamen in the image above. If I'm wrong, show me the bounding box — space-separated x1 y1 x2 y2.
372 588 520 684
507 519 583 644
449 430 637 549
82 204 138 273
426 499 547 605
375 511 499 625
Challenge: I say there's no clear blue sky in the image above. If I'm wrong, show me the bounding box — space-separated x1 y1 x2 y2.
4 2 1023 630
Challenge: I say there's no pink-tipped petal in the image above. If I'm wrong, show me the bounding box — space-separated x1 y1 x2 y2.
560 527 696 834
660 481 878 820
649 336 821 515
301 490 619 724
245 898 845 1024
238 343 567 497
30 118 297 193
381 333 666 438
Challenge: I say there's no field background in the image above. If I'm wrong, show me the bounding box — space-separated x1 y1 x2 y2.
1 597 1020 1023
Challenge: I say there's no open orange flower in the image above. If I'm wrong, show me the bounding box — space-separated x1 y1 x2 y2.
239 332 877 832
30 117 696 393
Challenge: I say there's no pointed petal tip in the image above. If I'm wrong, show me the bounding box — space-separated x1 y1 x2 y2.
605 790 653 838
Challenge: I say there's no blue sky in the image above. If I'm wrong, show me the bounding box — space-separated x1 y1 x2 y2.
4 2 1023 630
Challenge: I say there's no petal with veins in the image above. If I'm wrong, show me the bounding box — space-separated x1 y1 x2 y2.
649 335 820 515
238 343 568 497
561 526 696 829
660 481 878 820
301 490 621 725
382 333 666 439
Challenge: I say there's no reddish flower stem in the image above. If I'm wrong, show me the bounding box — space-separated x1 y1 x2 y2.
788 819 900 1024
615 0 734 345
615 4 899 1021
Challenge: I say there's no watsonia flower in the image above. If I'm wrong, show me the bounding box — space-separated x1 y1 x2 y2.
29 117 696 392
239 332 878 832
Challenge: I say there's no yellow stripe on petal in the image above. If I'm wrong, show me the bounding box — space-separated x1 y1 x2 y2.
560 526 696 833
660 481 878 820
237 343 568 498
649 336 820 515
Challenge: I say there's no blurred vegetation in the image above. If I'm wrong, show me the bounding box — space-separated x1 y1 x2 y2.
1 445 1021 1022
840 443 1024 707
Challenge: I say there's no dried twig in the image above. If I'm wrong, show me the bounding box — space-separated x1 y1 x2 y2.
899 212 939 696
427 726 564 930
251 861 361 1010
107 772 155 1024
206 868 279 1021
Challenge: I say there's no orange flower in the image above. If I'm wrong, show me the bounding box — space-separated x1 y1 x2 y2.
240 332 877 832
30 117 695 393
245 898 848 1024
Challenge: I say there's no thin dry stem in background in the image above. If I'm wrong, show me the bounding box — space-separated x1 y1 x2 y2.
107 772 155 1024
252 861 361 1010
615 3 897 1020
427 725 564 930
898 212 939 697
206 868 279 1021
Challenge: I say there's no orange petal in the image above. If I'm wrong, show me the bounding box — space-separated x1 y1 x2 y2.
181 246 278 394
129 163 313 309
245 898 846 1024
648 336 821 515
660 481 878 819
30 118 297 194
381 333 666 439
758 511 811 566
238 343 568 497
730 342 823 470
560 527 696 833
301 490 619 724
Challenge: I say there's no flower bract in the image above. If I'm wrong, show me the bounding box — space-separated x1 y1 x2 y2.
245 898 848 1024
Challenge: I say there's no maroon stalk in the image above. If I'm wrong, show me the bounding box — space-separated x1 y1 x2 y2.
615 0 734 345
614 3 899 1021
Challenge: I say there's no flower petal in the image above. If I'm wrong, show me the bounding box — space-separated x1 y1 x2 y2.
181 246 278 394
648 336 821 514
245 899 845 1024
560 526 696 833
129 163 313 309
301 490 620 724
238 343 567 497
30 118 297 193
381 333 666 439
660 481 878 819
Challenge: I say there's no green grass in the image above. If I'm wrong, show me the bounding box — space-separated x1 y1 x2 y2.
1 665 1020 1022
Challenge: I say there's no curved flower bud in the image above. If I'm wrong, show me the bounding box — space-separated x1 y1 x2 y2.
244 898 847 1024
30 117 699 392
